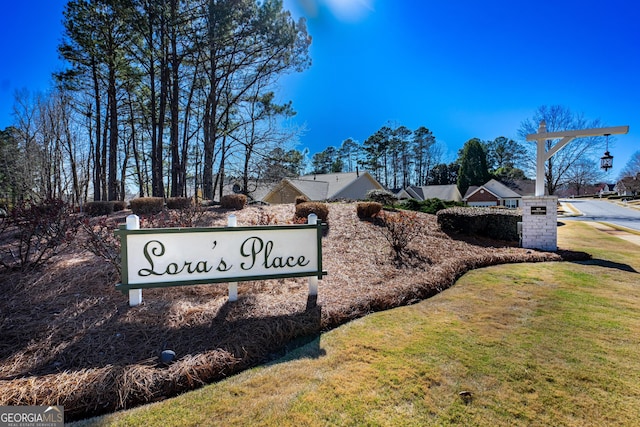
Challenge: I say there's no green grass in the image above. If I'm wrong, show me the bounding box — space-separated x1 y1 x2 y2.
73 221 640 426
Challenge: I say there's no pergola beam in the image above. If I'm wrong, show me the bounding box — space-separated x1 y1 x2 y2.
526 122 630 196
525 125 629 141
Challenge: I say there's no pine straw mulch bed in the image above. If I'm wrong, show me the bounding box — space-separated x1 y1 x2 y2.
0 202 582 421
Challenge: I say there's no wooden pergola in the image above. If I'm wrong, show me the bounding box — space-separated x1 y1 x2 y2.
526 121 629 197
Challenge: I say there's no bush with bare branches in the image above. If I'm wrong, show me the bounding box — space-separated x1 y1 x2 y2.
373 210 425 266
0 199 78 271
140 205 207 229
79 216 122 274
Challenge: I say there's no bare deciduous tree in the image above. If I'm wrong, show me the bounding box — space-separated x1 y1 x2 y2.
518 105 606 196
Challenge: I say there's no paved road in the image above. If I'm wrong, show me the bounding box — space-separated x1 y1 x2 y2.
561 198 640 232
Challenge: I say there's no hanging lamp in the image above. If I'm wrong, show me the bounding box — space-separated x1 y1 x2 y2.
600 134 613 171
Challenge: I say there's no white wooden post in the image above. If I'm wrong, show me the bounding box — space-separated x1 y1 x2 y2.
227 214 238 302
126 214 143 307
307 213 318 296
525 121 629 250
535 121 547 197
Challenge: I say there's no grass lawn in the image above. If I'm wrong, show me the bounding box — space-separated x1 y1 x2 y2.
73 220 640 426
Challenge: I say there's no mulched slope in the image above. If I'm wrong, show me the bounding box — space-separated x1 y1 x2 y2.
0 203 564 420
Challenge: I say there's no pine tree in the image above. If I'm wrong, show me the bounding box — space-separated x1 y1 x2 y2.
457 138 490 196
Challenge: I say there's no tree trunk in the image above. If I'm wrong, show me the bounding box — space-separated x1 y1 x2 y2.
107 64 118 201
169 0 181 197
91 58 102 202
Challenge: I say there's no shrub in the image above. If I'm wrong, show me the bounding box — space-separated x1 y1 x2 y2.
112 201 127 212
84 201 114 217
295 201 329 223
220 194 247 210
421 198 448 214
401 198 422 212
166 197 193 210
142 205 206 229
373 210 424 266
356 202 382 220
295 195 310 205
130 197 164 215
79 217 121 274
0 198 78 271
401 198 463 215
251 209 279 225
366 189 397 206
437 207 521 241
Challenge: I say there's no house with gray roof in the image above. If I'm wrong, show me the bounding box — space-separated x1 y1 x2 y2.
262 171 385 204
615 173 640 197
400 184 462 202
463 179 535 208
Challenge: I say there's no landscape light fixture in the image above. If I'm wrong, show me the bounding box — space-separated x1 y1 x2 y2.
600 134 613 171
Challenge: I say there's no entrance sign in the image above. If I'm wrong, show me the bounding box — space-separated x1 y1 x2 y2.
115 215 326 306
530 206 547 215
523 120 629 251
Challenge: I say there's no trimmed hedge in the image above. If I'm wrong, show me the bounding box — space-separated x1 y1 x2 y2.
436 207 522 242
400 198 462 214
295 195 310 205
84 201 114 217
130 197 164 215
295 201 329 222
220 194 247 210
607 194 639 200
356 202 382 220
366 189 397 206
112 201 126 212
166 197 193 210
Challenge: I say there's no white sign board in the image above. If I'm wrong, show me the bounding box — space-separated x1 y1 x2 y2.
116 223 325 292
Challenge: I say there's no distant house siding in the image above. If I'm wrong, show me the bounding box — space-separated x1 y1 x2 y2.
332 176 383 200
466 189 499 207
264 183 303 204
504 198 520 208
615 176 640 196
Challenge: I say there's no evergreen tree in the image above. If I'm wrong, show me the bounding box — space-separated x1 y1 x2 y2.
457 138 490 196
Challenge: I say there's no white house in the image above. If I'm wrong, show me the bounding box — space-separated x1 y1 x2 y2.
615 174 640 197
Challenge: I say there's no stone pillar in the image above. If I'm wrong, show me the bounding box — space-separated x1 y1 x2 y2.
521 196 558 251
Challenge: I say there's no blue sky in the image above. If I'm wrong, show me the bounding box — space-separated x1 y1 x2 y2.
1 0 638 179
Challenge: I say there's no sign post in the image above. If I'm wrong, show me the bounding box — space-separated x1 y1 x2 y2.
125 214 143 306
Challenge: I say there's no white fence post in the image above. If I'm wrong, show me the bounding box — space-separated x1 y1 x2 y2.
227 214 238 302
307 213 318 296
126 214 143 307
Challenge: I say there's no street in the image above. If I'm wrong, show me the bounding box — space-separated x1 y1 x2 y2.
561 198 640 232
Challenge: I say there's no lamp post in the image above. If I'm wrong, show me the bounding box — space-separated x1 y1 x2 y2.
526 122 629 196
522 121 629 251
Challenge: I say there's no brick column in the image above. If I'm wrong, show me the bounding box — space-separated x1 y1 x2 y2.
521 196 557 251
